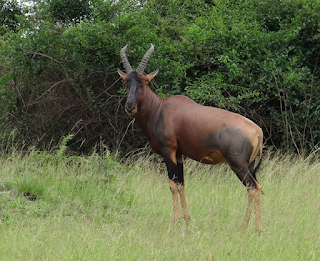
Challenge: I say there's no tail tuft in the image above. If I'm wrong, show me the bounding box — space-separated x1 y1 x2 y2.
252 153 264 195
252 155 263 180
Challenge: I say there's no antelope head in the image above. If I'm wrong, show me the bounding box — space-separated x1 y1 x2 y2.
117 44 158 115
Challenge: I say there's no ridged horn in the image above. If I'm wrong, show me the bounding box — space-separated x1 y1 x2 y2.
120 45 133 73
136 44 155 74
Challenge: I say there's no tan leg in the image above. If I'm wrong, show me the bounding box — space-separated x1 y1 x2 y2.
178 184 191 221
254 188 262 232
243 188 262 231
169 179 180 222
243 189 255 229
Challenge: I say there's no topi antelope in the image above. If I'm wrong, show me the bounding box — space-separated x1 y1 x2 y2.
117 44 263 231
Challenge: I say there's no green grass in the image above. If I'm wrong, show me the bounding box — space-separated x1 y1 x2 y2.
0 150 319 260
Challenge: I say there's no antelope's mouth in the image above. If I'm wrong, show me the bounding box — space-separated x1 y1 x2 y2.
125 104 138 115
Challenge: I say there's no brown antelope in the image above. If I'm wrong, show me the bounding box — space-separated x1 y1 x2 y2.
117 44 263 231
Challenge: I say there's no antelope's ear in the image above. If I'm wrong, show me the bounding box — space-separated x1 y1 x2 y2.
145 69 159 82
117 68 127 80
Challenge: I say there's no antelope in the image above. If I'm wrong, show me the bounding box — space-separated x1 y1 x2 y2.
117 44 263 231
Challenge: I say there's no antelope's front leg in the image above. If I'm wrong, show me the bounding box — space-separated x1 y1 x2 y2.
164 151 191 223
164 151 182 223
168 179 180 223
177 159 190 221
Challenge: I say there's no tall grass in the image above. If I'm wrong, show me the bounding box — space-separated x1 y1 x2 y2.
0 149 319 260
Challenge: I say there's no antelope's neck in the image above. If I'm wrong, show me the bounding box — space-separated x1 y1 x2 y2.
135 86 163 134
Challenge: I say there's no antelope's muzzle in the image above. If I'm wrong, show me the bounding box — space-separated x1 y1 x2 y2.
125 102 138 115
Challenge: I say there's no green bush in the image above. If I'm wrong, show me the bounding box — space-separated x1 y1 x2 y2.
0 0 319 154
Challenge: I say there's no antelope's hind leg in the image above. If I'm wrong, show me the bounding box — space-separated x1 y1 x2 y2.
233 165 262 232
253 187 262 232
244 188 262 231
243 188 254 228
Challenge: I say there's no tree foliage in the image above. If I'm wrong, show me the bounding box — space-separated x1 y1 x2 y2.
0 0 320 154
0 0 23 35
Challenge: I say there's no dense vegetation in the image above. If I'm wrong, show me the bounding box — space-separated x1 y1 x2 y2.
1 0 320 154
0 148 319 259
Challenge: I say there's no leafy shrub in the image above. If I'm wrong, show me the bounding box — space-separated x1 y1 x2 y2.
0 0 319 154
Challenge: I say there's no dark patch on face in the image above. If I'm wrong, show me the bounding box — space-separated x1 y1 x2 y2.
125 71 141 112
203 128 253 167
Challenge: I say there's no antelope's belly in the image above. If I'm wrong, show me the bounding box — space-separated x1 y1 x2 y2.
182 147 226 165
197 151 226 165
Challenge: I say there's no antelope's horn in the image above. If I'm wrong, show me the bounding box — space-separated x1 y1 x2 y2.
120 45 133 73
136 44 154 74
